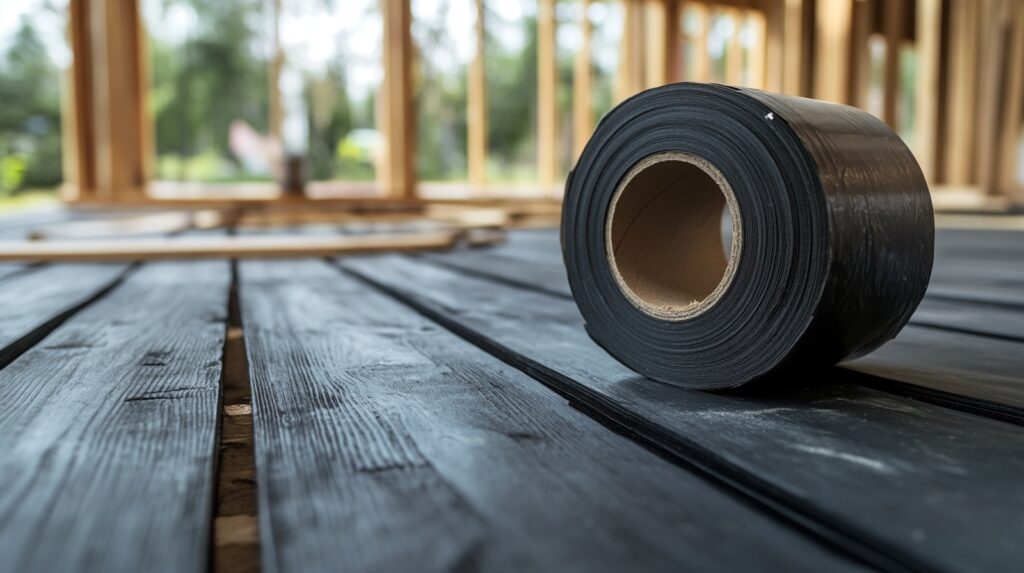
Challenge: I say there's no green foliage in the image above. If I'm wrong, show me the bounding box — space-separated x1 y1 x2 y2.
0 155 27 195
484 4 538 182
149 0 271 181
0 14 65 196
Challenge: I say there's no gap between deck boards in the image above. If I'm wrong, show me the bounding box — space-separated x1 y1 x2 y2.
213 261 260 573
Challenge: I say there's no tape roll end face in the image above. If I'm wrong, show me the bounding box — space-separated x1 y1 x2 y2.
606 152 742 321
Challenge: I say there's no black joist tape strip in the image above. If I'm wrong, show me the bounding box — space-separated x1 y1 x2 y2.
562 83 934 390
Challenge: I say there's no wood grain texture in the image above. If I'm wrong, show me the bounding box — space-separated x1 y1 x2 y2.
238 258 854 573
0 263 128 367
849 318 1024 411
340 253 1024 572
0 260 230 571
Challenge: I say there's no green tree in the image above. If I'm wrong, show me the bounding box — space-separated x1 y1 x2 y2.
149 0 270 181
0 16 64 195
484 3 538 182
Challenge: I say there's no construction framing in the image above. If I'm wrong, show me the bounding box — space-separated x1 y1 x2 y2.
63 0 1024 208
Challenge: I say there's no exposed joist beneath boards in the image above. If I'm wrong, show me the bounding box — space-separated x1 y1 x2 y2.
339 251 1024 572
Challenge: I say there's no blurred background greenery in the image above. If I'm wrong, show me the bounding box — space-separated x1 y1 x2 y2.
1 0 625 207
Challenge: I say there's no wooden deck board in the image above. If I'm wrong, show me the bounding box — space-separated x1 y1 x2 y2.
340 253 1024 572
238 258 855 572
0 216 1020 571
0 264 129 368
430 230 1024 415
0 260 230 571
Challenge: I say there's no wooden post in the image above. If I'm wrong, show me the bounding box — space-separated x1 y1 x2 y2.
814 0 853 103
381 0 416 199
944 0 979 185
747 10 767 89
67 0 95 200
726 8 743 86
976 0 1012 195
538 0 559 188
642 0 670 88
468 0 487 188
848 0 873 109
74 0 148 201
268 0 283 146
691 2 710 83
665 0 683 83
574 0 594 160
782 0 806 96
882 0 905 128
1000 2 1024 200
615 0 646 102
915 0 943 182
764 0 784 92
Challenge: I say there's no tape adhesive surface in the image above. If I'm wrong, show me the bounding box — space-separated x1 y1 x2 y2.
562 83 934 390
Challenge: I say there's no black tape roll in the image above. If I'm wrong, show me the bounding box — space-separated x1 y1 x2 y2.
562 83 933 390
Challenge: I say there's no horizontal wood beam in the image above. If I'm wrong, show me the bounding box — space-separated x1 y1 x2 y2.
0 233 477 262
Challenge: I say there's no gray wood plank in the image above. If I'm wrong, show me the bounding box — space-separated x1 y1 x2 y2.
0 263 129 367
912 297 1024 342
420 249 572 299
239 258 856 573
935 229 1024 261
340 254 1024 573
436 231 1024 417
0 260 230 572
0 263 28 283
848 324 1024 410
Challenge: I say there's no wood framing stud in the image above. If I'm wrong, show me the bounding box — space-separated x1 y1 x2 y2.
538 0 559 188
915 0 943 182
782 0 806 95
381 0 416 199
573 0 594 160
883 0 905 128
76 0 148 200
945 0 979 185
814 0 853 103
1000 2 1024 200
469 0 487 188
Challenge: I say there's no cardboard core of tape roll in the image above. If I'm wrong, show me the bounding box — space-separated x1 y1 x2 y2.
606 151 742 321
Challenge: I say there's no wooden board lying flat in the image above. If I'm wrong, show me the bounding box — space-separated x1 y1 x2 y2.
0 263 128 367
912 296 1024 341
0 260 230 571
0 264 28 282
0 232 462 262
238 258 854 572
935 228 1024 260
340 254 1024 572
848 323 1024 410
